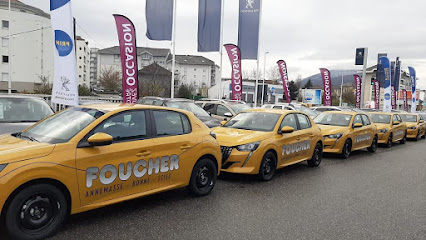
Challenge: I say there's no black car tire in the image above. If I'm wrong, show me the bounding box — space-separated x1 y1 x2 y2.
188 158 217 196
400 132 407 144
4 184 68 240
258 151 277 181
368 135 378 153
341 139 352 159
386 133 393 148
307 142 323 167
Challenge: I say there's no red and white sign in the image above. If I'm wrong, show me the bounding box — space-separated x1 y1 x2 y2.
320 68 332 106
402 89 408 112
277 60 291 103
374 80 380 110
224 44 243 100
354 74 362 109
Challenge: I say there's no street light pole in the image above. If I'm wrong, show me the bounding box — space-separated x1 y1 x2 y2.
339 74 344 107
261 51 269 106
8 0 12 94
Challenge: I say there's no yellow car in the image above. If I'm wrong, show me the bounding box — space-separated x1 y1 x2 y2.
399 113 425 140
213 109 323 181
314 111 378 159
368 112 408 147
0 104 221 240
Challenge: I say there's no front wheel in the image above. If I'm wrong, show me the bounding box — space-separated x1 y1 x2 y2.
385 134 393 148
258 151 277 181
341 139 352 159
400 132 407 144
368 135 378 153
188 158 217 196
4 184 68 240
307 142 323 167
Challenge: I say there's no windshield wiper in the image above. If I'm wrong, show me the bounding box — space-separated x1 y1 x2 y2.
19 134 40 142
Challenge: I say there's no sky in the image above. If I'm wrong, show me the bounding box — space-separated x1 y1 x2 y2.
21 0 426 88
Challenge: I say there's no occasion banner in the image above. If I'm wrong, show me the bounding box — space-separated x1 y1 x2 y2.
114 15 139 103
319 68 332 106
146 0 173 40
50 0 79 106
402 89 408 112
394 58 401 91
391 86 396 109
408 67 417 112
238 0 261 59
224 44 243 100
277 60 291 103
391 61 396 109
374 80 380 110
380 57 391 112
198 0 221 52
354 75 362 108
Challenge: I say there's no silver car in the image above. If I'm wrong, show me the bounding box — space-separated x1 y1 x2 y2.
0 95 54 134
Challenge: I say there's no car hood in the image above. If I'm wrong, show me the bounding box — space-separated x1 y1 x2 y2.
0 134 55 164
374 123 390 130
212 127 272 146
318 125 348 136
0 122 35 135
197 116 221 128
405 122 417 128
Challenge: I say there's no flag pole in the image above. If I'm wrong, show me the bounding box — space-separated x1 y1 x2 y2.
254 0 263 107
218 0 225 100
8 0 12 94
339 74 343 107
171 0 177 98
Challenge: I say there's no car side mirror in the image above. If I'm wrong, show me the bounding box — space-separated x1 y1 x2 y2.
280 126 295 134
224 112 233 118
221 121 227 126
207 111 212 116
353 123 363 128
88 132 113 147
393 121 400 125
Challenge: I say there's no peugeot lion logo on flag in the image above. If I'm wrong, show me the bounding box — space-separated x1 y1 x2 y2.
246 0 254 8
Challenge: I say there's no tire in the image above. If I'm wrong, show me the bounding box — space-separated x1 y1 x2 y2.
368 135 378 153
415 131 420 141
307 142 323 167
4 184 68 240
400 132 407 144
341 139 352 159
385 133 393 148
258 151 277 181
188 158 217 196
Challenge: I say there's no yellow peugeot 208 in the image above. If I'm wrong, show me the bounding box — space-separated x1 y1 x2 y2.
400 113 425 140
369 112 408 147
213 109 323 181
0 104 221 240
314 111 378 159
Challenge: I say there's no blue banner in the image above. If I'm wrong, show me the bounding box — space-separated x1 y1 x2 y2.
380 57 391 112
146 0 173 41
198 0 221 52
409 67 416 112
377 53 387 87
391 61 395 87
238 0 261 59
394 58 401 91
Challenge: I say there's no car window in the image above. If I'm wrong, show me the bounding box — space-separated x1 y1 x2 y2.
92 110 147 142
281 114 298 130
396 115 402 122
0 97 53 122
392 115 399 123
361 115 371 125
203 103 215 114
216 104 230 116
153 110 191 136
273 106 282 109
353 115 363 125
297 114 311 129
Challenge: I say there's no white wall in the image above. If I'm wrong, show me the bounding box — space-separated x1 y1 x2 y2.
173 63 212 91
76 39 90 88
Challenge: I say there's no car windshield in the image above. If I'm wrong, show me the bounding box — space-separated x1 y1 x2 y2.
314 113 352 126
293 105 318 117
229 103 251 114
369 114 391 124
18 107 105 144
164 101 210 117
140 98 164 106
224 112 280 131
400 115 417 122
0 97 54 123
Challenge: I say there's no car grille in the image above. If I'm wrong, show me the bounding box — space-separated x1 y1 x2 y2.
220 146 233 163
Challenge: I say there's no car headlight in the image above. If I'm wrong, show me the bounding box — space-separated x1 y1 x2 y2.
0 164 7 173
325 133 343 139
236 142 260 152
409 126 417 130
378 128 388 133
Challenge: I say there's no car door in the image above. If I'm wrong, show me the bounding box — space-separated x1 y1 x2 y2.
392 114 404 140
75 110 155 207
351 114 366 149
150 110 199 190
361 114 374 147
295 113 315 160
277 113 304 165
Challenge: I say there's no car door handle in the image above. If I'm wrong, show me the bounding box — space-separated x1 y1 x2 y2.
136 150 151 157
296 137 301 141
180 144 192 150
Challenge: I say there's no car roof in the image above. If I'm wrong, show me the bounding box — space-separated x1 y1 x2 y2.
77 103 191 114
321 110 358 115
247 108 297 114
0 94 46 100
368 112 393 115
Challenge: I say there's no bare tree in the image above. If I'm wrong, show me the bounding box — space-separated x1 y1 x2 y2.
243 68 263 80
34 75 52 94
267 66 280 81
99 67 121 92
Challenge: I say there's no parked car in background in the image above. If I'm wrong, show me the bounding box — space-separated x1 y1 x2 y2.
262 103 320 118
312 106 364 113
0 95 54 134
368 112 408 147
138 97 221 128
196 100 252 121
399 113 425 140
360 108 380 112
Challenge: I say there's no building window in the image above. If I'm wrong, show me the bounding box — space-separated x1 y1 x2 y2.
1 37 9 47
114 55 120 61
194 68 197 71
79 75 82 78
79 66 82 69
2 20 9 29
79 47 82 50
1 72 9 81
203 69 206 73
2 55 8 63
194 75 196 78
